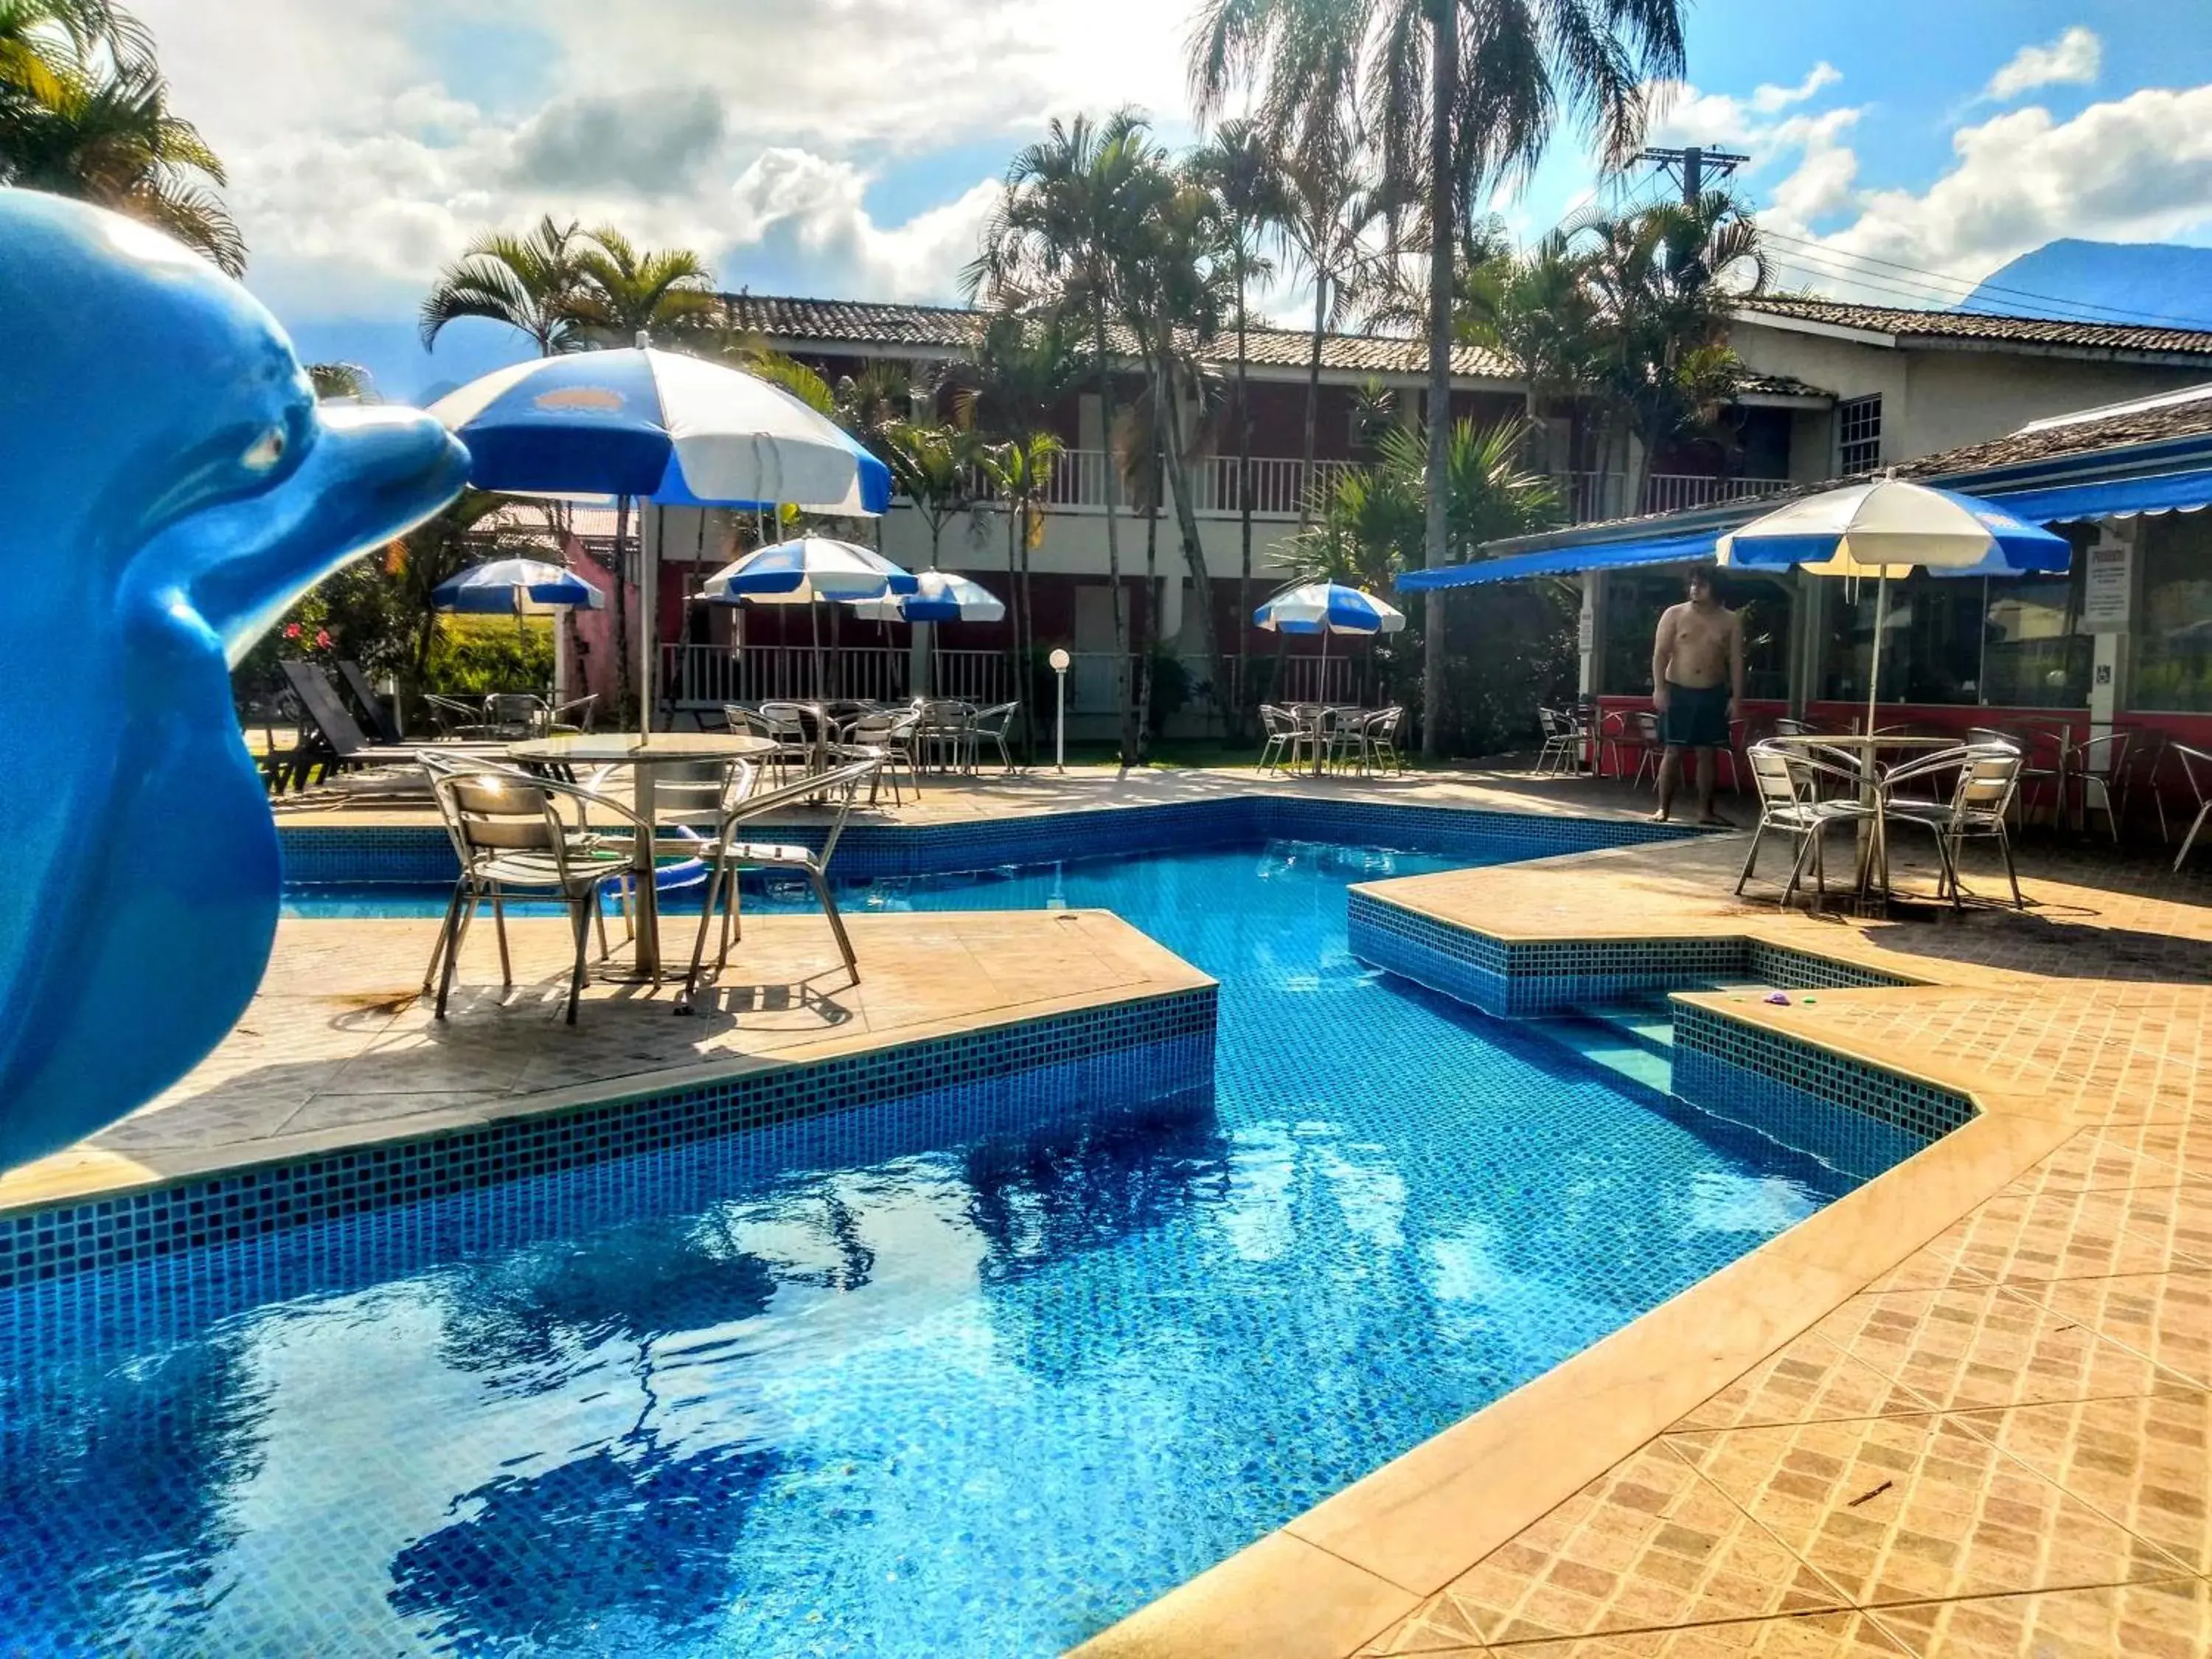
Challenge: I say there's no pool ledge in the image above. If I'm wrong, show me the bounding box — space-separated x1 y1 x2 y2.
1078 832 2212 1657
0 909 1216 1284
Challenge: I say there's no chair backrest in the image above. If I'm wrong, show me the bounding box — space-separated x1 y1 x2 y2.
2169 741 2212 806
846 709 918 746
1259 704 1293 738
1773 717 1817 737
2072 729 2131 777
971 700 1018 734
1630 709 1659 742
425 762 564 885
717 754 883 869
335 660 401 743
757 701 811 740
1744 742 1806 814
486 692 543 730
922 698 975 725
1537 706 1566 739
1946 744 2024 824
279 659 371 757
1368 706 1403 742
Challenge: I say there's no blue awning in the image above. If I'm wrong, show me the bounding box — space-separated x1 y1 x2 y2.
1989 465 2212 526
1397 528 1721 591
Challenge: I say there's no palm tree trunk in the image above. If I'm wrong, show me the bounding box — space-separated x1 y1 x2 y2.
1009 500 1029 763
1096 319 1136 765
1136 366 1161 754
1235 277 1254 743
1419 0 1458 760
1299 275 1326 532
1159 363 1229 744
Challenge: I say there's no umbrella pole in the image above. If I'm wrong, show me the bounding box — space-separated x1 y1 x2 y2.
639 503 660 739
1865 571 1888 736
810 597 824 700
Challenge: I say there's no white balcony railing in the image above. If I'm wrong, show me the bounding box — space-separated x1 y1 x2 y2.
1641 473 1792 515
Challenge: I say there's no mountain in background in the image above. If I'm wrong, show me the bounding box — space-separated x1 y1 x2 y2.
1964 240 2212 330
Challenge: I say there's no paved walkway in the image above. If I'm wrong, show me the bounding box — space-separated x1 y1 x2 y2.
1083 828 2212 1659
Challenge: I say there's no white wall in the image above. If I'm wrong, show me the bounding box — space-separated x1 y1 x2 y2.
1732 319 2211 471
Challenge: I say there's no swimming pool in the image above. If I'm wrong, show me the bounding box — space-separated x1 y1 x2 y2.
0 838 1867 1656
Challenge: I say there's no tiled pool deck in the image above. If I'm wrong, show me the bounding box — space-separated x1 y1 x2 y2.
15 762 2212 1657
1074 782 2212 1659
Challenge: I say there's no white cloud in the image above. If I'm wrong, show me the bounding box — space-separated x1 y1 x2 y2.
1644 61 1843 148
1983 25 2101 103
726 153 1001 302
1764 85 2212 304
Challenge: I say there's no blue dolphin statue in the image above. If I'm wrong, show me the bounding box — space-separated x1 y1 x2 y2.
0 189 470 1171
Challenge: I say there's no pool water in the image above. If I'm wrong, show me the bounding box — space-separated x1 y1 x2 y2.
0 841 1862 1657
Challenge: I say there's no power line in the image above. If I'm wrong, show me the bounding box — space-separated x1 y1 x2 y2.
1764 242 2205 330
1760 229 2212 331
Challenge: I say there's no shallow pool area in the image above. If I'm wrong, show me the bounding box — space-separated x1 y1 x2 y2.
1 838 1876 1657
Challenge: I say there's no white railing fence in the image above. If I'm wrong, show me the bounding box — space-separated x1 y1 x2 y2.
1640 473 1792 515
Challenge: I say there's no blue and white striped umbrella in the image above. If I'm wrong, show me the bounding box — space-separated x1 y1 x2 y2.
428 348 892 515
1253 582 1406 636
430 557 604 615
849 570 1005 624
1716 478 2068 580
696 537 918 605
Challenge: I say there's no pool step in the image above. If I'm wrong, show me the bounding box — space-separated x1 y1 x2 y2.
1568 1001 1676 1057
1538 1008 1674 1095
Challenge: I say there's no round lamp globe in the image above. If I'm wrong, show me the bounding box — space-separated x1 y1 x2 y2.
1048 647 1071 672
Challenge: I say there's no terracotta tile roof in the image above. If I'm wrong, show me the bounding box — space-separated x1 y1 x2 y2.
1736 370 1832 400
717 292 1514 381
1514 384 2212 543
1738 296 2212 360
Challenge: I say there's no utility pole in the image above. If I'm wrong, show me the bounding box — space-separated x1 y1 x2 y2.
1633 145 1749 207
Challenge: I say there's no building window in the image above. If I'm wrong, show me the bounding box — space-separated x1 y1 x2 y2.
1818 546 2090 710
1600 568 1792 699
1837 394 1882 475
2131 514 2212 711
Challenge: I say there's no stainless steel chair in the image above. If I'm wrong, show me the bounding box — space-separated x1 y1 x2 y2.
839 707 922 805
967 701 1019 773
681 754 883 1007
1256 704 1297 773
1363 706 1406 776
420 759 649 1023
1736 741 1876 908
1534 706 1578 776
1882 742 2027 909
2169 742 2212 873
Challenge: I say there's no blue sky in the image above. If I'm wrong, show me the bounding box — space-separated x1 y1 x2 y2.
132 0 2212 401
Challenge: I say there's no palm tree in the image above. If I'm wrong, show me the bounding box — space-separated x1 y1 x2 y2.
969 109 1161 766
1114 168 1236 742
1274 136 1391 530
418 215 592 355
1191 0 1688 757
977 434 1060 762
948 310 1085 443
1 13 241 274
306 361 373 400
1186 119 1288 737
1568 191 1767 512
879 420 973 572
567 226 717 347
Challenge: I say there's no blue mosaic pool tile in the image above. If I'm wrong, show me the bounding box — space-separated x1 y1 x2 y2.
1744 942 1915 992
1669 1046 1931 1184
0 988 1216 1294
1672 1002 1975 1148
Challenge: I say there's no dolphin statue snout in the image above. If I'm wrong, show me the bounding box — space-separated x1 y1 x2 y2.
0 189 470 1170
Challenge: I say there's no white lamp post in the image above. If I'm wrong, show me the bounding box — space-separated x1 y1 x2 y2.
1048 647 1071 772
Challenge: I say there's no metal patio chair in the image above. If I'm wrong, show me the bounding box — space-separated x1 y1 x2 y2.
1256 704 1298 773
1601 707 1663 790
2168 742 2212 873
1362 706 1406 776
1736 741 1877 908
968 701 1019 773
420 758 650 1023
838 706 923 805
726 704 810 785
1534 706 1579 776
1882 742 2028 909
681 754 884 1009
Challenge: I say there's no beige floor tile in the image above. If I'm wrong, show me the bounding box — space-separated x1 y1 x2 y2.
2004 1270 2212 1391
1861 1187 2189 1288
1467 1610 1907 1655
1952 1390 2212 1574
1868 1575 2212 1658
1436 1447 1848 1646
1669 1332 1939 1433
1810 1285 2170 1411
1670 1415 2181 1610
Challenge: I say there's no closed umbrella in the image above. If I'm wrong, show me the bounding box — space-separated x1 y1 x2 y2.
1717 476 2068 728
429 347 892 737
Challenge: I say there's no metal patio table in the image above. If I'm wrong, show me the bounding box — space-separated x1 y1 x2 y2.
507 732 776 981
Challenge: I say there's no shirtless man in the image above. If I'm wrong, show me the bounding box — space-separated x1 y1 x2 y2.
1650 566 1744 824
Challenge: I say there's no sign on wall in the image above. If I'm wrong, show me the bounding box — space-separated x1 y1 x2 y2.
2082 530 2131 633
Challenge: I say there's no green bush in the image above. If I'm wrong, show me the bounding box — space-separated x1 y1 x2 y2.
424 619 554 696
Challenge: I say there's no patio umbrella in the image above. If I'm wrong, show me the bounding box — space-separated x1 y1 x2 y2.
1253 581 1406 702
431 557 605 703
430 557 605 614
428 347 893 737
849 571 1006 699
697 536 918 696
1717 476 2068 729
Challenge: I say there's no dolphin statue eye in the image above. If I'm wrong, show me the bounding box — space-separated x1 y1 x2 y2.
242 424 288 472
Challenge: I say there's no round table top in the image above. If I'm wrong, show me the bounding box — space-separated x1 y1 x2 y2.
506 732 777 765
1764 732 1961 751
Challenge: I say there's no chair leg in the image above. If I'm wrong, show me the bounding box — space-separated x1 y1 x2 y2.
434 887 470 1019
1999 826 2024 908
564 894 591 1025
809 866 858 981
489 886 512 986
681 860 726 1009
2176 803 2211 873
1734 824 1766 894
424 881 467 997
